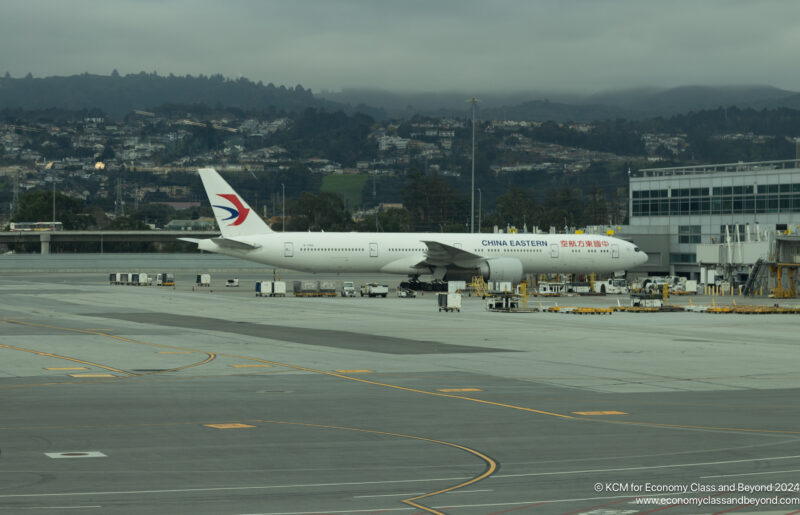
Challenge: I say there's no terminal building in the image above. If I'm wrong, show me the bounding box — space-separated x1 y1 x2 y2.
622 159 800 289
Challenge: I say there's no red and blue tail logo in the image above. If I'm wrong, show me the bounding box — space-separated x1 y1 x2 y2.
212 194 250 226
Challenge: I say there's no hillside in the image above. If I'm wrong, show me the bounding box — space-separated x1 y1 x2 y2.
0 72 340 117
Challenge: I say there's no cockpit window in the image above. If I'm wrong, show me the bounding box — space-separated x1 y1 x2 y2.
634 247 641 252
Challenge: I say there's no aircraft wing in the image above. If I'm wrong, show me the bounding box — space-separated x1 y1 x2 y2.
421 240 484 267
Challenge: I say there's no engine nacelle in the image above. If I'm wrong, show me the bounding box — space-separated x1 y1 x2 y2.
478 258 524 283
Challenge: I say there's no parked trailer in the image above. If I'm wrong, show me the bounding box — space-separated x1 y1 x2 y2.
136 273 152 286
196 274 211 287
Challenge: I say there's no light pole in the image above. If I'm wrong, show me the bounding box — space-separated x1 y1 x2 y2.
469 97 478 233
281 183 285 232
477 188 482 233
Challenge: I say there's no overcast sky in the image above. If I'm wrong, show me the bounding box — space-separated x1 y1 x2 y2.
3 0 800 93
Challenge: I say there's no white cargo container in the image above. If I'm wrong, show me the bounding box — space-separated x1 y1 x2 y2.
196 274 211 287
488 281 513 294
257 281 287 297
447 281 466 293
271 281 287 297
136 273 152 286
156 273 175 286
437 292 462 312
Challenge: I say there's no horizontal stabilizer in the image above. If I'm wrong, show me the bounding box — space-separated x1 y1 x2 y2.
210 237 261 250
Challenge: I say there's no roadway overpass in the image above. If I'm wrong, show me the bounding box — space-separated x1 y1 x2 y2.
0 231 219 254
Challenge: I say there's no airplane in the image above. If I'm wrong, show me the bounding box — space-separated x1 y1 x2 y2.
181 168 648 284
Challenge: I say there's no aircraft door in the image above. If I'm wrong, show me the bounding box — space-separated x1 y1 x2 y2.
284 242 293 257
369 242 378 258
611 244 619 259
550 244 559 259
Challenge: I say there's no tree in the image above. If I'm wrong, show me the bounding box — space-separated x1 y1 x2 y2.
287 191 352 231
12 190 91 230
487 187 540 230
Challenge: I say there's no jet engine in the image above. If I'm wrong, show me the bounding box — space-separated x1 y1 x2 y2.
478 258 524 283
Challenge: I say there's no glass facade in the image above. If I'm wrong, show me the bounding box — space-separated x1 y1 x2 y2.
678 225 701 243
631 183 800 217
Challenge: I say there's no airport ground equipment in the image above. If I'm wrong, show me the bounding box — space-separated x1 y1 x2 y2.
396 286 417 298
593 278 629 295
196 274 211 287
447 280 467 293
438 292 461 312
486 292 520 312
469 276 490 298
537 282 566 296
156 272 175 286
226 276 239 287
341 281 357 297
360 283 388 297
319 280 337 296
256 281 287 297
293 280 320 297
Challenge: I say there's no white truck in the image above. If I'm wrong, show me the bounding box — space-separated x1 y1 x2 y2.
360 283 388 297
593 278 629 295
341 281 357 297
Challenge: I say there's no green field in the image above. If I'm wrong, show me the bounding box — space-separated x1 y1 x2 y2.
320 174 368 211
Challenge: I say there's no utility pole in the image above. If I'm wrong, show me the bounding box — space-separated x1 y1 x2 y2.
468 97 479 233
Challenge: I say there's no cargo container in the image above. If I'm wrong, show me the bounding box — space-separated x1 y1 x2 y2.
196 274 211 287
448 281 466 293
156 273 175 286
257 281 287 297
319 280 337 296
293 280 320 296
271 281 287 297
437 292 462 312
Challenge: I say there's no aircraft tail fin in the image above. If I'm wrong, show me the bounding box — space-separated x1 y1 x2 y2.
198 168 274 237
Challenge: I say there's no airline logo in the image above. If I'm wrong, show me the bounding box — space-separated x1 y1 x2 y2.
213 194 250 226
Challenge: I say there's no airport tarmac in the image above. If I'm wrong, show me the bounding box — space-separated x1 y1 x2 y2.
2 258 800 514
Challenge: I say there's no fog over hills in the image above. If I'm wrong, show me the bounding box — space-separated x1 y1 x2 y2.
1 73 799 122
321 85 800 121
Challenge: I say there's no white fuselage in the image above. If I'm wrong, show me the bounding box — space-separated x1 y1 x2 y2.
198 232 646 275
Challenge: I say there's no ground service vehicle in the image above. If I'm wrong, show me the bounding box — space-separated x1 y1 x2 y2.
361 283 388 297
